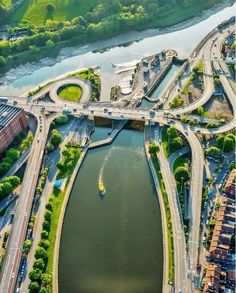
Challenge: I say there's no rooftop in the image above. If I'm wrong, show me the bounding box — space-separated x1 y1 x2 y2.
0 103 22 131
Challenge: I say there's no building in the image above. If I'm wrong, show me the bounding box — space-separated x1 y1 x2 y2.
203 264 226 293
0 103 28 157
223 169 236 198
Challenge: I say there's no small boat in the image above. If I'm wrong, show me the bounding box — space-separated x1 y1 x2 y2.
98 182 106 196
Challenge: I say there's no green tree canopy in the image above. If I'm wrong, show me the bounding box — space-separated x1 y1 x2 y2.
148 143 160 155
174 166 190 183
167 126 178 138
28 281 40 293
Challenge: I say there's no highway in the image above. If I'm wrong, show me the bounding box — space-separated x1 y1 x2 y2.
0 112 50 293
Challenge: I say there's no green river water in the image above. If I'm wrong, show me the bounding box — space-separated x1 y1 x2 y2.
59 128 163 293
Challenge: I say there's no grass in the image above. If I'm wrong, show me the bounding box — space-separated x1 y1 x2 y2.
151 154 174 284
173 156 189 172
161 128 169 158
46 185 67 274
58 84 82 102
9 0 102 25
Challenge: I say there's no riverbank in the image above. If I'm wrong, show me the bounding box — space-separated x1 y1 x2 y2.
0 0 233 86
53 148 88 293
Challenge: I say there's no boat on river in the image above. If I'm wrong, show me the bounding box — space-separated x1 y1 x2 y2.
98 181 106 196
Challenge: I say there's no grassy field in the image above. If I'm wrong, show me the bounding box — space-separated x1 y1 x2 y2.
46 186 66 275
58 84 82 102
173 155 189 172
9 0 103 25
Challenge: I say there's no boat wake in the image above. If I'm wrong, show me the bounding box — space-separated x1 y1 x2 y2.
98 147 114 188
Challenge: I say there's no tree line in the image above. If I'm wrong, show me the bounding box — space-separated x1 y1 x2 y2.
0 0 223 69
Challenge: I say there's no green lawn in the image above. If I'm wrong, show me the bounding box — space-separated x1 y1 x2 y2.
9 0 102 25
58 84 82 102
173 155 189 172
161 128 170 158
46 186 66 275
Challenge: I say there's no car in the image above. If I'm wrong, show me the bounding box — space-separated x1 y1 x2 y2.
104 108 108 113
37 138 40 143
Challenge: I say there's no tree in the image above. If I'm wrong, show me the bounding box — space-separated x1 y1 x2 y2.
197 106 204 116
46 3 55 13
174 166 190 183
45 39 55 49
50 129 62 147
217 134 235 152
55 115 69 124
167 126 178 138
222 137 234 152
148 143 160 155
170 96 184 109
29 269 42 282
216 135 225 149
33 258 46 271
45 202 53 212
42 273 52 287
0 56 6 68
41 230 49 239
6 148 19 162
29 45 40 54
169 137 183 151
23 239 32 254
44 210 52 222
35 247 48 261
39 239 50 250
206 146 221 157
40 288 50 293
181 116 188 123
28 281 40 293
42 220 51 232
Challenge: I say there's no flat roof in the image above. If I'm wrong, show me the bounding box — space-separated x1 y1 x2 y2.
0 103 22 131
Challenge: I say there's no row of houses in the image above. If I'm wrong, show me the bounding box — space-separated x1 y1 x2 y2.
203 169 235 292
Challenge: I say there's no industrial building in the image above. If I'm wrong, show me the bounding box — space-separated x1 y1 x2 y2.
0 103 28 157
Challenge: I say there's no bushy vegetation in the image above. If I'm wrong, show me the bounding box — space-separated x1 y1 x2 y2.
46 129 62 152
148 143 160 155
0 131 33 177
170 96 184 109
0 0 224 70
0 175 20 199
69 68 100 101
57 142 81 178
54 115 69 125
162 126 185 157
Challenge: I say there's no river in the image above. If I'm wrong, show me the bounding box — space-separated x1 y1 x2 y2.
59 128 163 293
0 2 234 100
